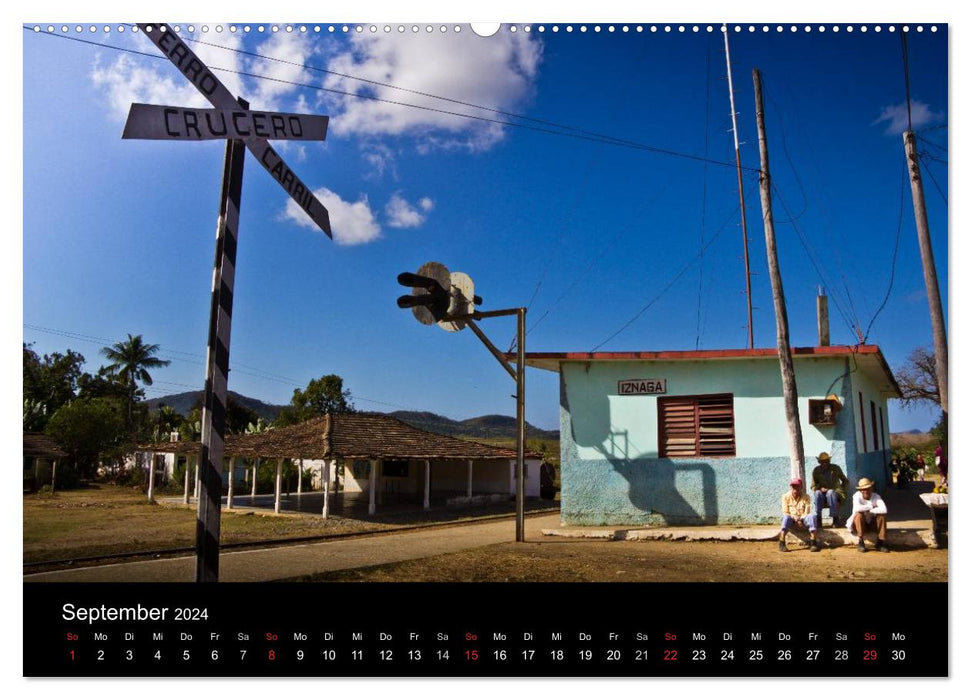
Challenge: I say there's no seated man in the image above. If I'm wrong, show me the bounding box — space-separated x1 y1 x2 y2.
811 452 849 528
849 477 890 552
779 477 820 552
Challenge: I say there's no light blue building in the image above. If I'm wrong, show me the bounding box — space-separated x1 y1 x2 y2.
525 345 901 526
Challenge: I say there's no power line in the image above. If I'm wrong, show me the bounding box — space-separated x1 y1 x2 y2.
26 26 757 173
862 158 906 343
918 152 948 206
901 28 913 133
523 171 680 340
769 185 860 341
24 322 438 414
773 78 864 337
589 181 750 353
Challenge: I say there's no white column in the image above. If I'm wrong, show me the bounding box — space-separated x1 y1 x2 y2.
467 459 473 499
147 452 156 502
252 457 260 498
193 457 200 500
227 454 236 510
424 460 431 510
369 459 378 515
297 458 303 495
274 457 283 514
183 456 190 504
322 461 331 519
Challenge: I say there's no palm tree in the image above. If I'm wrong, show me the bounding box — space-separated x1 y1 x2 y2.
101 334 171 427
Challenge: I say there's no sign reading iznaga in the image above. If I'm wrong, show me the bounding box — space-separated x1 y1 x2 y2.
617 378 667 395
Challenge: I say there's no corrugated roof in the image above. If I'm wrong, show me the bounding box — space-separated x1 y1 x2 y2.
139 413 537 461
23 432 68 459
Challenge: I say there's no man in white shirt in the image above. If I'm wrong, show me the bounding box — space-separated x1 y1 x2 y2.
848 477 890 552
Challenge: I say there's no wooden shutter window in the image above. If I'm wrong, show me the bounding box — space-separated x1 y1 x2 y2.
659 394 736 458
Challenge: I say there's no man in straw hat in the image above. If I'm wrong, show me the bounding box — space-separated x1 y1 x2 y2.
811 452 849 528
779 477 820 552
849 477 890 552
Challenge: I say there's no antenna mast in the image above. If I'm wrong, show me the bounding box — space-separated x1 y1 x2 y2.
723 25 755 348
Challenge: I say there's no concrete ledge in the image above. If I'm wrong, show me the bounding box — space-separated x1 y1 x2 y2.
542 526 940 548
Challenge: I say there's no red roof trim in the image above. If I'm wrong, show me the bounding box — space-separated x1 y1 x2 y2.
522 345 884 362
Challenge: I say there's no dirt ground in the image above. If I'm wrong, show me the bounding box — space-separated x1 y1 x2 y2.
295 538 948 583
22 484 553 564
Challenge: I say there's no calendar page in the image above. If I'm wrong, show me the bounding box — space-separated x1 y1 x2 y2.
21 6 950 683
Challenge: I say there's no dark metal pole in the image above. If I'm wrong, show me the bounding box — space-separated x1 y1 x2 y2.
197 104 247 583
516 307 526 542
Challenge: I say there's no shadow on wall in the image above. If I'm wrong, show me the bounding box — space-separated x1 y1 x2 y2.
563 373 719 525
605 454 719 525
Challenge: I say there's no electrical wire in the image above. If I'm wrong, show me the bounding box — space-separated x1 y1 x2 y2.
26 26 758 173
769 185 860 341
24 322 428 413
862 158 906 343
589 185 749 352
918 153 948 206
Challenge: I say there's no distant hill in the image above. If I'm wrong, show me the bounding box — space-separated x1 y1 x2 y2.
890 431 936 449
144 393 559 441
144 391 285 422
390 411 559 441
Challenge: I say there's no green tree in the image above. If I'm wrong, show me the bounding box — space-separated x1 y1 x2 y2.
77 365 130 402
23 343 87 430
150 404 183 442
276 374 354 426
45 397 126 479
100 334 171 428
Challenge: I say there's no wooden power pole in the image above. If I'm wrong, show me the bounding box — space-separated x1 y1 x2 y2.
903 131 948 426
753 69 805 481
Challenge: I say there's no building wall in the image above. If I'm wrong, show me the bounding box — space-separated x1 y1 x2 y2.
559 356 892 525
847 366 894 493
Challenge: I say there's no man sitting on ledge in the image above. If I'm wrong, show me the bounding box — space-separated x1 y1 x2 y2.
779 477 820 552
849 477 890 553
811 452 849 528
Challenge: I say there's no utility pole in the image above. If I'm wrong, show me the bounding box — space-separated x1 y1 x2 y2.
724 26 755 348
753 69 805 481
903 131 948 428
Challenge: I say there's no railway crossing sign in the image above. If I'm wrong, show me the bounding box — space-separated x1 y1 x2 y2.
136 23 331 237
127 23 334 582
123 103 329 142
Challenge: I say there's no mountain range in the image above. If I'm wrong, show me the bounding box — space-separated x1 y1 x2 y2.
145 391 559 441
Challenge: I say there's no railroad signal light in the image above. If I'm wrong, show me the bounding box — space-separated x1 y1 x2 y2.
396 262 452 325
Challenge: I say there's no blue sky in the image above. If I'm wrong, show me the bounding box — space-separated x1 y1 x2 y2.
20 18 948 433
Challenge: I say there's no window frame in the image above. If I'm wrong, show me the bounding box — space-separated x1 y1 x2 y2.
657 393 737 459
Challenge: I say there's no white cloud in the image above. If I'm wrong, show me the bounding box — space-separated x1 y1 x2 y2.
321 30 542 151
283 187 381 246
873 101 943 135
244 31 319 111
385 193 432 229
361 142 398 179
90 30 312 121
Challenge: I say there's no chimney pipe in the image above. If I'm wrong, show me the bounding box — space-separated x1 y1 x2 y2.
817 286 830 347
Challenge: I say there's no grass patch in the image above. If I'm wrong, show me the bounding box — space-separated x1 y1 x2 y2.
23 485 388 564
